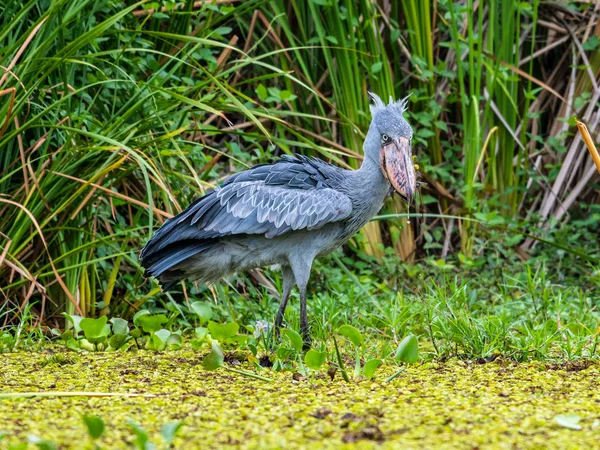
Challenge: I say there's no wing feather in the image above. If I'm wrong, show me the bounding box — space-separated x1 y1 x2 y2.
141 154 353 259
207 181 351 237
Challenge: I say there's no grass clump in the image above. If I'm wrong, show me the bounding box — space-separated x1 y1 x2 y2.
1 0 600 326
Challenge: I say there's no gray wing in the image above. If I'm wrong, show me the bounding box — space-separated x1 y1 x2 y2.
202 181 352 238
141 155 352 260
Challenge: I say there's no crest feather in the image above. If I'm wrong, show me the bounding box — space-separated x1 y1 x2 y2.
368 91 385 115
368 91 410 116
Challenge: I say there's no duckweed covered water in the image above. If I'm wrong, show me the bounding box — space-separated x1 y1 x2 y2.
1 350 599 449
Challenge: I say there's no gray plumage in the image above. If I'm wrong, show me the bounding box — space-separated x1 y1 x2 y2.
140 92 416 348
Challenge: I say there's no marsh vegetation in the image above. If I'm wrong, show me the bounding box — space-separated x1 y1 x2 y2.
1 0 600 447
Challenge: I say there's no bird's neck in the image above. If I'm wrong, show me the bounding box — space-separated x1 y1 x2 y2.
357 127 389 193
358 123 384 175
351 147 390 208
358 152 381 175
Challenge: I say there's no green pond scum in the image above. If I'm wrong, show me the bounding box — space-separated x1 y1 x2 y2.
1 350 599 449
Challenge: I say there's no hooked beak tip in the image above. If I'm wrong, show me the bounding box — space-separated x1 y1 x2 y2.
400 193 413 205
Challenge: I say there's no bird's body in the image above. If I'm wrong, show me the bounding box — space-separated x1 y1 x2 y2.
141 93 416 347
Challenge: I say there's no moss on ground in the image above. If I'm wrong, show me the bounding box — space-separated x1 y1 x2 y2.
1 350 599 449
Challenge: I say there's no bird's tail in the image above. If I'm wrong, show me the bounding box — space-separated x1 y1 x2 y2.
141 239 217 291
140 190 225 290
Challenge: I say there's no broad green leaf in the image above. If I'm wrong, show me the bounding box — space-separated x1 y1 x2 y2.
279 90 297 101
554 414 582 430
110 318 129 335
126 420 151 450
80 316 110 344
582 35 600 51
207 321 239 341
191 339 205 351
394 335 419 364
62 313 84 335
304 350 327 370
137 314 168 334
82 415 105 439
337 325 363 346
282 328 303 352
190 302 212 323
132 310 151 326
27 435 57 450
150 329 171 351
61 330 73 341
371 62 383 74
248 343 258 357
363 359 383 379
195 327 209 340
108 333 129 350
256 84 268 101
229 335 249 346
277 346 294 361
65 337 83 352
202 342 224 370
161 421 183 445
130 328 142 339
166 333 183 350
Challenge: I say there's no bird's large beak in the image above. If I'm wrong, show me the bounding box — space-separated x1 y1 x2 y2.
379 137 416 203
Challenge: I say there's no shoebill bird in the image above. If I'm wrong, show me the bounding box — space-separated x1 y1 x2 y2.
141 92 417 349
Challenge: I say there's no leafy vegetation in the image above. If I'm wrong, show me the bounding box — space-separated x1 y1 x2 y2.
0 1 600 446
3 253 598 369
0 0 600 449
1 0 599 328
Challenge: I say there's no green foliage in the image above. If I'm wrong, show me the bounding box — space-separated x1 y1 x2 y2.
125 418 183 450
362 359 383 380
335 324 384 380
3 414 183 450
202 342 224 371
394 335 419 364
82 415 105 440
134 313 169 334
191 327 209 350
303 349 327 370
554 414 583 431
1 0 599 333
3 351 600 448
147 329 182 352
0 332 17 353
126 420 153 450
190 302 212 324
282 329 304 354
336 325 363 347
207 321 239 342
161 421 184 448
61 314 131 351
386 335 420 382
80 316 111 344
0 1 598 396
27 436 57 450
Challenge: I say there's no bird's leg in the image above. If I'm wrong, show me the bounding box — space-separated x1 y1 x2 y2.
274 265 295 338
289 254 314 350
298 284 311 350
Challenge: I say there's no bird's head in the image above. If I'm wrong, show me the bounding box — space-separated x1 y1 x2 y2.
366 92 416 204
